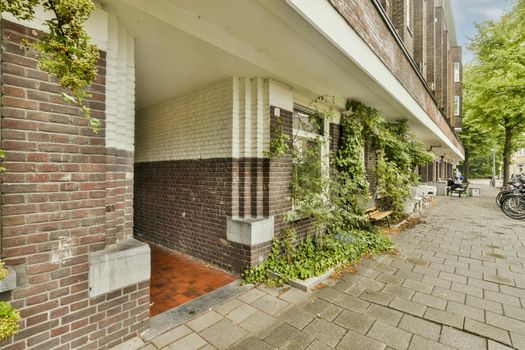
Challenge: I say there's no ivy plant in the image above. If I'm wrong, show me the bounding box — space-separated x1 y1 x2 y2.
244 98 433 286
1 0 101 132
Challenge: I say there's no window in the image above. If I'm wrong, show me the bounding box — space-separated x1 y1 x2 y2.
518 164 524 173
518 148 525 157
453 62 461 82
454 96 460 116
292 106 327 209
406 0 412 30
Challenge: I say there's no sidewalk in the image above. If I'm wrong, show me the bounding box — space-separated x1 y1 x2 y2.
121 184 525 350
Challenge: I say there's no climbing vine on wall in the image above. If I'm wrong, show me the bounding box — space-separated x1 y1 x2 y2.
243 99 395 286
244 98 434 286
1 0 101 131
343 101 435 216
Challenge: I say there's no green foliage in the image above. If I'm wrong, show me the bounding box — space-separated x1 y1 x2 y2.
1 0 101 132
245 98 401 286
242 228 393 286
0 302 21 341
462 0 525 183
245 97 433 286
0 0 38 20
265 115 290 158
344 101 434 217
0 260 7 281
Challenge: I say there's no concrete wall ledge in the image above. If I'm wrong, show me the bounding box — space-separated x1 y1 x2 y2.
89 238 150 297
227 217 274 246
0 267 17 293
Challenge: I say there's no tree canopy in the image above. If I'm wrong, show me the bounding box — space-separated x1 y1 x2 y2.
462 0 525 183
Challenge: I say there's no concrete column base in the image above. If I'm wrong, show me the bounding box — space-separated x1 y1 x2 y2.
89 238 150 297
226 216 274 246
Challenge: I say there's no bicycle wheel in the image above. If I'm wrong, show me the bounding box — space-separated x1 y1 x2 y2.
501 195 525 220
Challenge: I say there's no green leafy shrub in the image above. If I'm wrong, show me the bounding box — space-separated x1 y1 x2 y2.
0 302 20 341
243 228 393 286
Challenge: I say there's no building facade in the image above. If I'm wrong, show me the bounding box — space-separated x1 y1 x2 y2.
0 0 463 349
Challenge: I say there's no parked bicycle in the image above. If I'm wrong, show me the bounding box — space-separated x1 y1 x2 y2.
497 174 525 220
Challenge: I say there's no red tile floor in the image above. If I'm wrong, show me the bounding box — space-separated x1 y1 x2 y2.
149 244 237 316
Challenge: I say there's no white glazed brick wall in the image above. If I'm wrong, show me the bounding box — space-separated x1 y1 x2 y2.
135 79 234 162
134 77 297 162
233 78 270 159
106 14 135 152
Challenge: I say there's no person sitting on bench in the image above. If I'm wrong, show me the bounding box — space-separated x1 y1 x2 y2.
447 178 463 195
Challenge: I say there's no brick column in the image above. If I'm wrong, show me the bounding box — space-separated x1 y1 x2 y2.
425 0 436 90
0 20 148 350
413 0 427 76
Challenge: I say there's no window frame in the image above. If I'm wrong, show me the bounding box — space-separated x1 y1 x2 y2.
453 62 461 83
291 105 330 212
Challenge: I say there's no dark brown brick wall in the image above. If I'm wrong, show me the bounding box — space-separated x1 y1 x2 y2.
451 46 462 128
365 141 377 193
329 123 342 158
0 20 148 350
392 0 414 56
268 107 293 233
413 0 427 76
134 158 254 273
434 7 444 110
425 0 436 88
133 106 317 274
328 0 463 155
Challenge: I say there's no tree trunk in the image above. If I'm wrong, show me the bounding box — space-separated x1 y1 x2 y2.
463 148 470 181
502 126 512 186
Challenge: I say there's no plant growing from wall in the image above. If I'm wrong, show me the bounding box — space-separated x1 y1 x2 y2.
1 0 101 131
0 261 20 340
344 100 434 217
264 115 290 158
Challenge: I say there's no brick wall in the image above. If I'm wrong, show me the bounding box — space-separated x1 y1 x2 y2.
425 0 435 88
413 0 427 76
365 141 377 193
328 0 463 154
392 0 414 56
434 7 444 110
133 159 258 273
451 46 462 128
135 79 234 162
442 28 450 117
0 20 148 350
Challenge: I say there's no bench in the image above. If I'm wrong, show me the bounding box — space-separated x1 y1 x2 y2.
448 182 469 197
365 198 393 227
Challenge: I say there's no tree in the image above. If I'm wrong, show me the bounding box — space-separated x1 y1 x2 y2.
460 65 501 179
464 0 525 185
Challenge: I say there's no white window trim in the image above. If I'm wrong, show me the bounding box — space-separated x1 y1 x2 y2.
453 62 461 83
291 106 330 213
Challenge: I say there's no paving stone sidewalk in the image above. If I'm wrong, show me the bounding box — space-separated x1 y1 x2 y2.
128 184 525 350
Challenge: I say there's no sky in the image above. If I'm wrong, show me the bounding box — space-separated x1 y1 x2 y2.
450 0 514 62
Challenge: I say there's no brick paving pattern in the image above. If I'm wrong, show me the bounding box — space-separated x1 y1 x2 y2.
132 184 525 349
149 245 236 316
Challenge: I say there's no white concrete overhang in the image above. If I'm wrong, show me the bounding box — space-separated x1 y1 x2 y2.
100 0 463 161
